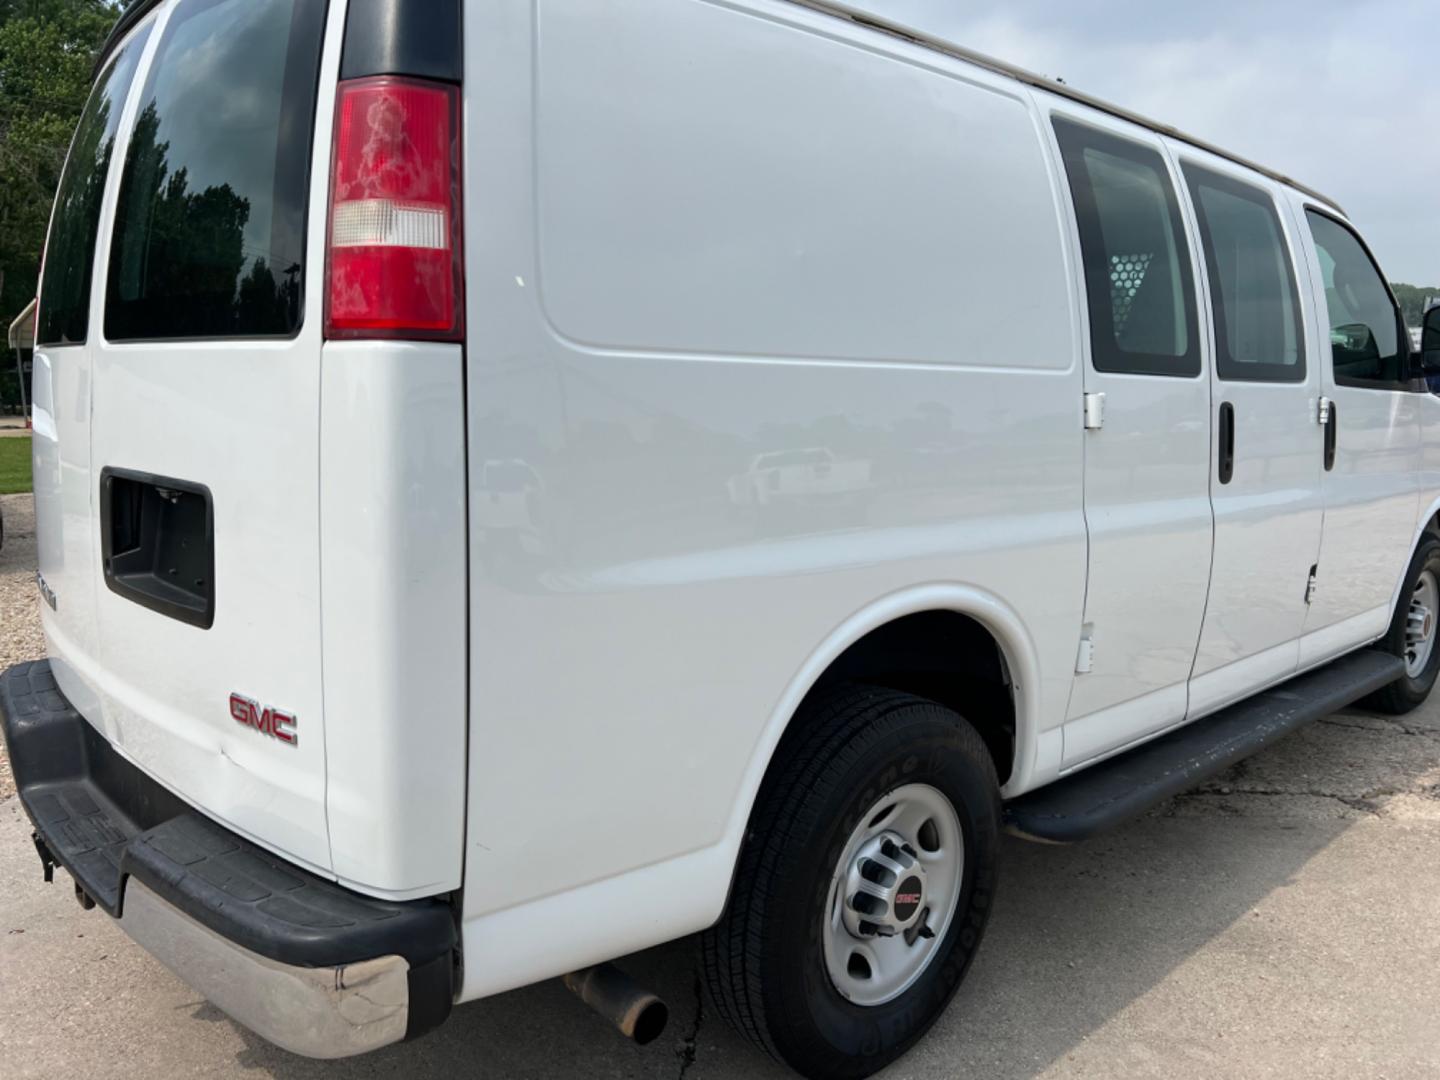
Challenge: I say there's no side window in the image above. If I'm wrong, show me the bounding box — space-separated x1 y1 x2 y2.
1183 166 1304 382
1053 117 1199 377
1306 211 1405 387
34 24 152 346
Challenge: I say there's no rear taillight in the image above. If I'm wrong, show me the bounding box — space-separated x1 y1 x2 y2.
325 76 462 340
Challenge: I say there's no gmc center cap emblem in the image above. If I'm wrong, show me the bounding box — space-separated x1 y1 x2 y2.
894 876 924 922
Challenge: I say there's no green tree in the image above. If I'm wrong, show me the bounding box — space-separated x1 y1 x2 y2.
0 0 121 327
107 99 254 336
1391 283 1440 328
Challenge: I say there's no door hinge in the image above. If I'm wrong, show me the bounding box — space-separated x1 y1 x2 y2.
1083 392 1105 431
1305 565 1318 605
1075 624 1095 674
1317 396 1333 425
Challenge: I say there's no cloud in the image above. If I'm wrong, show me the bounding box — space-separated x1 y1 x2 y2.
847 0 1440 284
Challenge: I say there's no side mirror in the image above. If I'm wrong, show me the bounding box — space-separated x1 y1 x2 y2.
1334 322 1380 360
1424 306 1440 377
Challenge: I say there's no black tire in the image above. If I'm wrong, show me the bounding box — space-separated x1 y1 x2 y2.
1365 534 1440 715
701 686 1000 1080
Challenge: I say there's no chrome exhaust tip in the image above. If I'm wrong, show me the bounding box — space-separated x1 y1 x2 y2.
562 963 669 1045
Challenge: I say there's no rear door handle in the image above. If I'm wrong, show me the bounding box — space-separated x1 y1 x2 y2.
1323 399 1337 472
1218 401 1235 485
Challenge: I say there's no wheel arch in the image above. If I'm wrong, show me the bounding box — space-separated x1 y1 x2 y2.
719 585 1042 875
1392 495 1440 618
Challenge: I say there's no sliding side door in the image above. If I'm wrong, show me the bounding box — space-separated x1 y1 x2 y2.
1171 145 1324 716
1049 110 1213 766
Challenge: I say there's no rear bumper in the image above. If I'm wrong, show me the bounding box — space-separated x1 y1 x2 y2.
0 660 457 1058
121 878 413 1057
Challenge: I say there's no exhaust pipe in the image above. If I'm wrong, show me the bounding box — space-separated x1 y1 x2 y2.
562 963 669 1045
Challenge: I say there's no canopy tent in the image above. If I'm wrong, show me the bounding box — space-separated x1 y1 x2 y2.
8 299 35 421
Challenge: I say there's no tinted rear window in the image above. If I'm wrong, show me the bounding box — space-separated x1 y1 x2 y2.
104 0 327 341
35 25 152 346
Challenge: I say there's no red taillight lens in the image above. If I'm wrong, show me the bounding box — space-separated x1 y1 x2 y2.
325 77 462 340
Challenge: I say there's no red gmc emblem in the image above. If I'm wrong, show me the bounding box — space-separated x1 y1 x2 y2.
895 893 922 905
229 693 298 747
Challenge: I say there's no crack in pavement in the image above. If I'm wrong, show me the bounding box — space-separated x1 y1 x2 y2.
1177 786 1405 816
675 975 704 1079
1319 716 1440 738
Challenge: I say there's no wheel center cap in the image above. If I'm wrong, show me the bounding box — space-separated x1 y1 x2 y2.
893 875 924 922
841 831 929 939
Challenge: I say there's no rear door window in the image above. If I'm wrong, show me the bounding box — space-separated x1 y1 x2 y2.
35 25 153 346
104 0 328 341
1183 166 1304 382
1053 117 1200 378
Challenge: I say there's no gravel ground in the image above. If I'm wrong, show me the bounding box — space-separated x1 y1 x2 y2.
0 493 44 799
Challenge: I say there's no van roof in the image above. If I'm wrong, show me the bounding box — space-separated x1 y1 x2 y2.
96 0 1344 217
791 0 1346 216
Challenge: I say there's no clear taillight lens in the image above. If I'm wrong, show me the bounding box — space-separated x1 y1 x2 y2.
325 76 462 340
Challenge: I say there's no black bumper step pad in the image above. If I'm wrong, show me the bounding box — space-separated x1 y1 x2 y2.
0 661 455 974
1004 649 1406 843
24 780 138 912
0 660 185 914
125 813 455 968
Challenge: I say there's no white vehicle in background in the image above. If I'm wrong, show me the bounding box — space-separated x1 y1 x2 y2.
727 447 872 513
5 1 1440 1078
474 457 546 553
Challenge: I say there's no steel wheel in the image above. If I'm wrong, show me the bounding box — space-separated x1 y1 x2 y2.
1406 569 1439 678
703 687 1001 1079
822 783 964 1006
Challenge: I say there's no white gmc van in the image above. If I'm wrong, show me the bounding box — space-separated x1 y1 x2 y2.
6 0 1440 1076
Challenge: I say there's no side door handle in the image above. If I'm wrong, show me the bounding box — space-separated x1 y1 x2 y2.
1218 401 1235 485
1321 397 1337 472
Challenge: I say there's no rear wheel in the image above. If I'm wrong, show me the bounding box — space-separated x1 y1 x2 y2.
1366 535 1440 714
701 687 1000 1080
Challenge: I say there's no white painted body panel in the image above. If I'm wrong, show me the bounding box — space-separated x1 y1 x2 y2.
452 1 1436 998
318 341 468 897
455 0 1088 999
1412 399 1440 591
27 0 1440 1011
32 348 106 732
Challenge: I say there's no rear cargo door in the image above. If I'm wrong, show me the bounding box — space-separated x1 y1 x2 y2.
86 0 336 873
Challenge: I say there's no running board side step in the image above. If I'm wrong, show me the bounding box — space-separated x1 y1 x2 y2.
1004 650 1406 843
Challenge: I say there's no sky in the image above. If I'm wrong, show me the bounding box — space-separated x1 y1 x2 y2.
850 0 1440 286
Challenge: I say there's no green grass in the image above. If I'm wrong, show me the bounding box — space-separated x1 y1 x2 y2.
0 436 32 495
